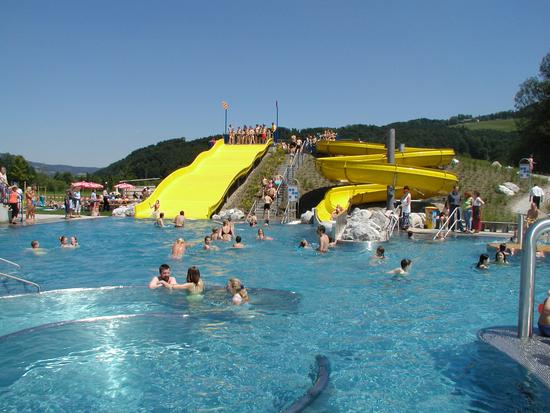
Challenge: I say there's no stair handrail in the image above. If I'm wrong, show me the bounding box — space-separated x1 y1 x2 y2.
433 207 459 240
0 271 41 293
0 257 21 269
385 206 401 239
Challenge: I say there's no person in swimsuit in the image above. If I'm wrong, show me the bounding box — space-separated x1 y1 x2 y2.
161 266 204 294
221 220 233 241
476 254 489 270
152 199 161 218
211 227 221 241
59 235 71 248
233 235 245 248
171 238 186 259
226 278 249 305
388 259 412 275
173 211 185 228
247 212 258 227
257 228 273 240
203 235 219 250
317 225 329 253
299 239 310 248
538 290 550 337
155 212 165 227
494 244 509 264
70 236 79 248
149 263 177 289
373 246 385 259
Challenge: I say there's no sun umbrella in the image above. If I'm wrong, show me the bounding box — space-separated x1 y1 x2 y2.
114 183 135 189
71 181 103 189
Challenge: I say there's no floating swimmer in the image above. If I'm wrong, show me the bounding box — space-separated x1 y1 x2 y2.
233 235 245 249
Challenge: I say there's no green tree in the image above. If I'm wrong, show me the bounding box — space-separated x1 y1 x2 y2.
514 52 550 172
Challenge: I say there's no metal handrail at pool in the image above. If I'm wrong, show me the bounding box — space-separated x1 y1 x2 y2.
0 272 41 293
0 257 21 269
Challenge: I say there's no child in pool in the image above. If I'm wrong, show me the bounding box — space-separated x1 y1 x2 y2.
227 278 249 305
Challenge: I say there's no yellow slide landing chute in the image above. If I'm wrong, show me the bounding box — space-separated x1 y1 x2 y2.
134 139 272 219
313 141 457 222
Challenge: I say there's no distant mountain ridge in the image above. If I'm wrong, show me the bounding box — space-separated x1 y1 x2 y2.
28 160 100 177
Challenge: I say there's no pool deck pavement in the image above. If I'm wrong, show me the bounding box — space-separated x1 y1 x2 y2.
3 214 107 226
408 228 513 238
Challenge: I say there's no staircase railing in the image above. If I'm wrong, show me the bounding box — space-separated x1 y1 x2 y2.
385 206 401 239
433 207 459 240
0 257 21 269
0 272 41 293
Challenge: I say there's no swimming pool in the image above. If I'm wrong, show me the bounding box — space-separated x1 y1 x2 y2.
1 218 549 412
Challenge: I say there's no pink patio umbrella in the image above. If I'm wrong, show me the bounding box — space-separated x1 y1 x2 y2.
114 183 135 189
71 181 104 189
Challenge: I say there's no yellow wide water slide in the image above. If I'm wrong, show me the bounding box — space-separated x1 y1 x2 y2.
314 142 458 222
134 139 271 219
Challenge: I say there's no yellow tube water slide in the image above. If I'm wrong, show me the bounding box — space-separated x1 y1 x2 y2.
134 139 272 219
313 141 457 222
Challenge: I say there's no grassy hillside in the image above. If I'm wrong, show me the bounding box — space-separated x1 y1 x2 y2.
451 156 545 221
451 118 518 132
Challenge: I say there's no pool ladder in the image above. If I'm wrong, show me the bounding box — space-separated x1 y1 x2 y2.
0 257 41 293
433 207 460 240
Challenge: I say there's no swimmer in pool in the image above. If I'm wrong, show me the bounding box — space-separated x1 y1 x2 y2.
256 228 273 240
317 225 329 253
476 254 489 270
31 240 40 249
233 235 245 248
247 212 258 227
211 227 221 241
155 212 165 227
70 236 79 247
59 235 70 248
171 238 186 259
203 235 219 250
162 266 204 294
149 263 177 289
388 259 412 275
299 239 310 248
538 290 550 337
173 210 185 228
373 246 385 259
29 240 46 255
494 244 508 264
227 277 249 305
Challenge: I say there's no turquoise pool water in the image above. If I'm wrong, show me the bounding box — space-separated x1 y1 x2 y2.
1 218 550 412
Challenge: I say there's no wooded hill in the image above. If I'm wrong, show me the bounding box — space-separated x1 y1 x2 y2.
92 115 521 183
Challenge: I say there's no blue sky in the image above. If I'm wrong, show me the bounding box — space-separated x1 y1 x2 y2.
1 1 549 167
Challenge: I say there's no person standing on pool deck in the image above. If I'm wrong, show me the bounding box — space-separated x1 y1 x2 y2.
529 184 544 209
400 186 411 230
149 264 177 289
445 185 462 231
471 191 485 233
317 225 329 253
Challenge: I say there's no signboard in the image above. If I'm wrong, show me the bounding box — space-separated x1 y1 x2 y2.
519 162 530 179
287 185 299 202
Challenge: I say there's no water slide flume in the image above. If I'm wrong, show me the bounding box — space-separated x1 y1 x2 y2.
134 139 272 219
313 142 457 223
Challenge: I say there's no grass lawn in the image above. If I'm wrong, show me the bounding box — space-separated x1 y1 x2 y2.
450 118 518 132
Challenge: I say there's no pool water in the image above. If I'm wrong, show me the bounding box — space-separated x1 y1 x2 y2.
1 218 550 412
